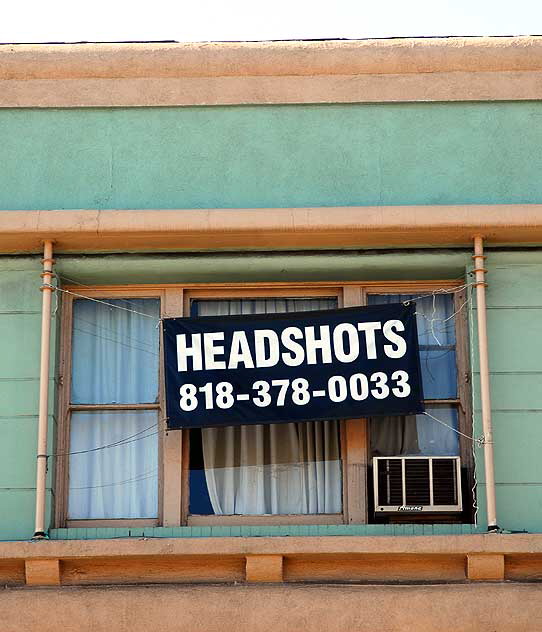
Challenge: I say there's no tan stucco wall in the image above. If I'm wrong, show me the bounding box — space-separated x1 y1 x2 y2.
2 37 542 107
3 583 542 632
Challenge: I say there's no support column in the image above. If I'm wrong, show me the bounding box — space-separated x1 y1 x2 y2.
33 240 55 538
473 236 498 531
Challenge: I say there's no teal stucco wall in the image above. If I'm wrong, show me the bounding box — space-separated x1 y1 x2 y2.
0 258 55 540
471 252 542 533
1 101 541 539
1 250 542 539
1 102 542 210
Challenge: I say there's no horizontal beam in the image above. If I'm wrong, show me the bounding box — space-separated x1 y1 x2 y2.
0 535 540 586
1 534 541 559
3 71 542 107
1 37 542 106
4 38 542 80
2 205 542 253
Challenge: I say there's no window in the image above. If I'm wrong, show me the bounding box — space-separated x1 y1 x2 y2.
188 297 342 519
56 291 163 526
367 289 472 522
55 282 472 527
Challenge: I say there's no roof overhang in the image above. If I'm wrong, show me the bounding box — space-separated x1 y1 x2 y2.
3 205 542 253
1 37 542 107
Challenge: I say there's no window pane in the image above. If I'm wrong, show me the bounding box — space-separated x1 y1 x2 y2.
367 293 457 398
191 421 342 515
194 297 338 317
68 410 158 519
370 405 459 457
189 297 342 515
71 298 160 404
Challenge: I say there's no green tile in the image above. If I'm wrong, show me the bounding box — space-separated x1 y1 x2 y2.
159 527 173 538
128 528 144 538
96 528 110 540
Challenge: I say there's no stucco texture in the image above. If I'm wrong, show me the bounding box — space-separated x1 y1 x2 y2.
1 250 542 538
0 102 541 211
2 583 542 632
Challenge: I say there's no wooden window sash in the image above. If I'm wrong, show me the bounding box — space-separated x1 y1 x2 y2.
187 514 343 526
66 518 159 528
55 279 473 530
181 285 349 526
54 287 165 529
364 283 474 523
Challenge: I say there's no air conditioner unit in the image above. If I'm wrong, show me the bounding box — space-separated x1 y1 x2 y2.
373 456 462 514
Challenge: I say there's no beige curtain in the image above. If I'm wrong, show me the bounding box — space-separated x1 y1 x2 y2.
202 421 341 514
196 297 342 515
370 416 419 457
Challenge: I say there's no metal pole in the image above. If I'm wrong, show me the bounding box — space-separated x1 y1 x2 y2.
33 240 55 538
473 235 499 531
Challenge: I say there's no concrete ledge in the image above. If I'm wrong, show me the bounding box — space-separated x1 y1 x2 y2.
1 38 542 107
2 205 542 254
0 535 541 587
2 534 541 560
3 70 542 107
3 38 542 80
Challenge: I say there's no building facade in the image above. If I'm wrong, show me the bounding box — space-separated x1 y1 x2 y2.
1 36 542 630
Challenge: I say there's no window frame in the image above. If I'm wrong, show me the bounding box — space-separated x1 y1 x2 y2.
54 280 471 529
54 287 167 529
364 284 474 522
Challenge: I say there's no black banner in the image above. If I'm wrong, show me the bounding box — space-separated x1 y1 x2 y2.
163 303 424 429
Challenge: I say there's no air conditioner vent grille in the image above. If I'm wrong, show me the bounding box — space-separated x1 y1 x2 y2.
432 458 458 505
373 456 462 513
377 458 403 505
405 459 431 505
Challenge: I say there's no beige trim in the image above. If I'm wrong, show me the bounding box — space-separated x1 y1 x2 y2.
65 281 461 291
1 535 542 586
341 286 368 525
4 534 541 559
3 70 542 107
3 205 542 254
1 37 542 107
162 288 184 527
5 38 542 79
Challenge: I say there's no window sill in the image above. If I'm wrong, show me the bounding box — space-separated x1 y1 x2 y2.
186 514 344 526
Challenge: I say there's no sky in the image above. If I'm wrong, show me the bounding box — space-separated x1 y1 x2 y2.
1 0 541 43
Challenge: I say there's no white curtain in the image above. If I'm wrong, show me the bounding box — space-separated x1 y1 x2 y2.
196 298 342 515
68 298 160 520
71 298 159 404
68 410 158 519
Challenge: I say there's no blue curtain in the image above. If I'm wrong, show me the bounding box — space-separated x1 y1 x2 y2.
368 293 456 399
368 293 459 456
